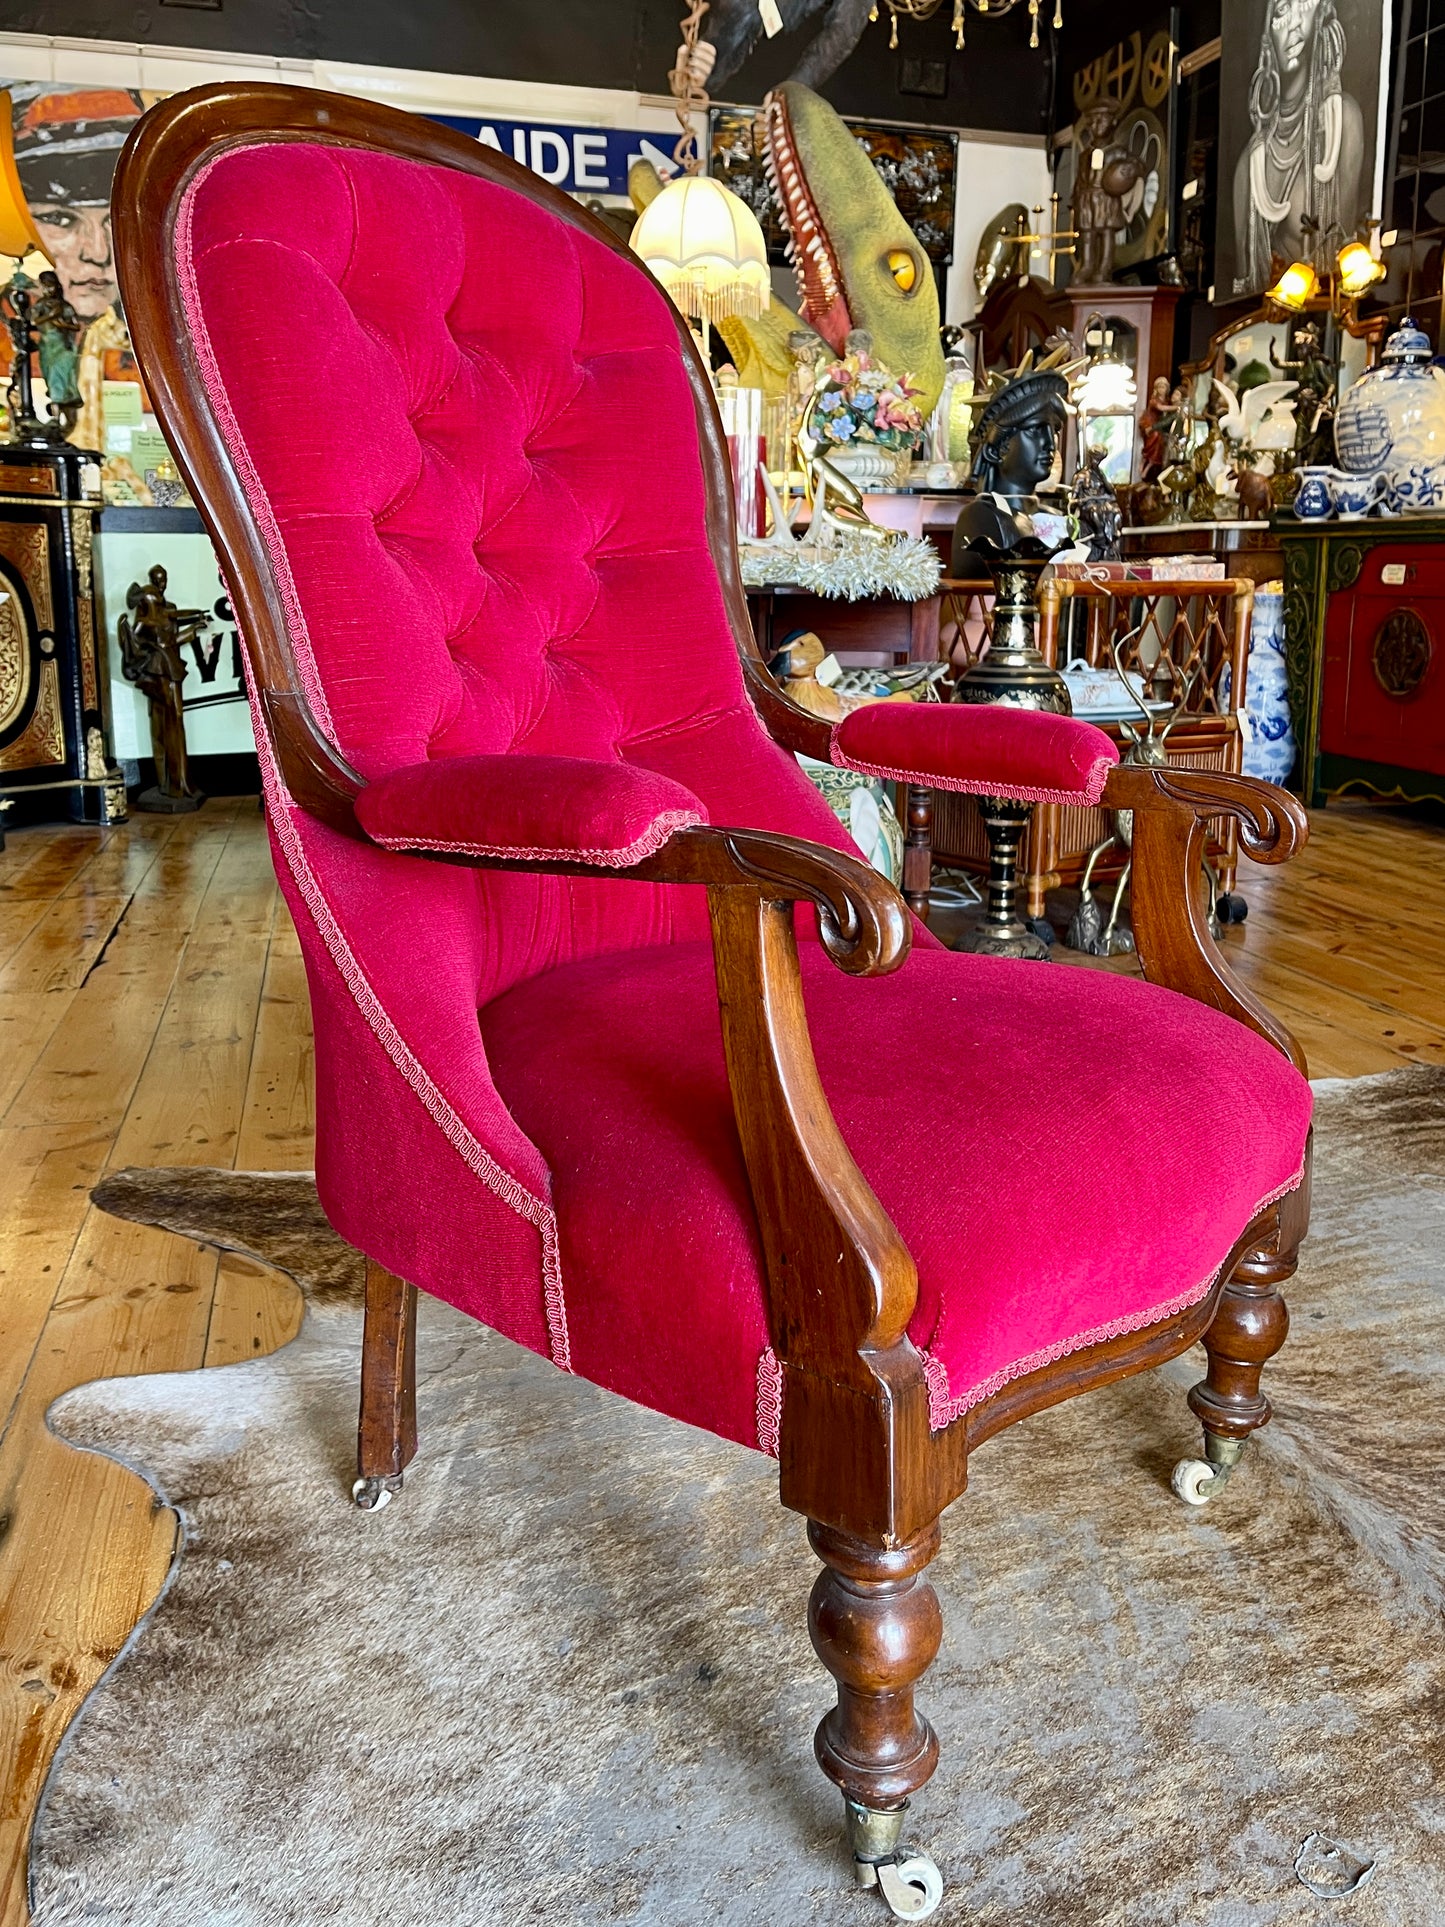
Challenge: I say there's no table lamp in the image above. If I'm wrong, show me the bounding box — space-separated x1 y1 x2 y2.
630 172 769 349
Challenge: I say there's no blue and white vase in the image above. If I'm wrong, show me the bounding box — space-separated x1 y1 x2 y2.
1237 590 1296 785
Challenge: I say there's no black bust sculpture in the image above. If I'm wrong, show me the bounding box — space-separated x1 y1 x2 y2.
950 366 1071 574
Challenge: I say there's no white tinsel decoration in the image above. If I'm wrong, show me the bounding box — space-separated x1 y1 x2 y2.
739 532 941 601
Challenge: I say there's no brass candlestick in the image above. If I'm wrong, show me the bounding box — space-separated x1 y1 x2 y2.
953 545 1070 962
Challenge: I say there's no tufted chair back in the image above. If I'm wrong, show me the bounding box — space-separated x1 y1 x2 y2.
178 130 848 1003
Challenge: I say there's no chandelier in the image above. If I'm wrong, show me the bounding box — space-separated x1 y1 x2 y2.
872 0 1061 53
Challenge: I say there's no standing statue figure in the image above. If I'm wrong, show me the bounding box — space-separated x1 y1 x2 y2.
31 271 83 434
1070 448 1124 561
117 564 208 812
1072 98 1148 284
1272 322 1337 467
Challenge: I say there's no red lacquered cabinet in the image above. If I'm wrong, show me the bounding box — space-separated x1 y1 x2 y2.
1319 541 1445 798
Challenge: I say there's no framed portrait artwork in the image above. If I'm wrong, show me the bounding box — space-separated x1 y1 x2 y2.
1215 0 1393 299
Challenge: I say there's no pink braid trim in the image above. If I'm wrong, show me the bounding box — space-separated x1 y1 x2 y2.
921 1159 1309 1432
366 808 704 865
176 154 337 746
755 1346 784 1459
829 738 1116 808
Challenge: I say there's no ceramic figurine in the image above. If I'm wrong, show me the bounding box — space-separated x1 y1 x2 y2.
1139 376 1175 480
1336 317 1445 477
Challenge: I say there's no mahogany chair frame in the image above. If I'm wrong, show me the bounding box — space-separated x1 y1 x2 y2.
114 83 1312 1902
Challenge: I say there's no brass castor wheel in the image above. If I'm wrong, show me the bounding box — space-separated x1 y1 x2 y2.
351 1473 403 1511
846 1800 944 1921
1171 1434 1246 1506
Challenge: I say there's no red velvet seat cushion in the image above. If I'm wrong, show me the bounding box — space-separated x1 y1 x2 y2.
479 941 1312 1453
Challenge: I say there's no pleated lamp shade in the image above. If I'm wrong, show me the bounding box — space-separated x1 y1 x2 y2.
631 174 770 326
0 93 49 263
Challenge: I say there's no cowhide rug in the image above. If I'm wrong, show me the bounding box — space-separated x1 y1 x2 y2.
27 1068 1445 1926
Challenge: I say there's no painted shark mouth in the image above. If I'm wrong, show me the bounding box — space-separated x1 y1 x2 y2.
763 89 851 352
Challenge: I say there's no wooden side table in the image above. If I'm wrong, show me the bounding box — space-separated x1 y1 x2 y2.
746 586 941 667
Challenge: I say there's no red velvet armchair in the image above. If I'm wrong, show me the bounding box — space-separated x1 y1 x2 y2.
114 87 1313 1922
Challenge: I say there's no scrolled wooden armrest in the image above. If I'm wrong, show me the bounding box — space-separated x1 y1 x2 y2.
1103 763 1309 863
1106 764 1309 1073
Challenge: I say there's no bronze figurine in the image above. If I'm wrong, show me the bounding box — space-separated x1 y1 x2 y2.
31 271 83 440
1071 98 1147 285
118 564 208 812
1070 448 1123 562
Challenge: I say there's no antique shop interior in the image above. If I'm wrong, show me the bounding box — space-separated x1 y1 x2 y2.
0 0 1442 1920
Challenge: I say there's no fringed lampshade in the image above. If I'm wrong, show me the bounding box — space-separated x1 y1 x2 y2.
631 174 769 326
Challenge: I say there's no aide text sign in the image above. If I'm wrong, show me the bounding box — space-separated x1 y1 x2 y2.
429 116 681 196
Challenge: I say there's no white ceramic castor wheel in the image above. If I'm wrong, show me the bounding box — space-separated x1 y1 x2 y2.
856 1851 944 1921
351 1474 402 1511
1172 1458 1225 1505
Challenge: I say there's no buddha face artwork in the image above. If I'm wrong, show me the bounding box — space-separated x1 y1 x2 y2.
1215 0 1386 298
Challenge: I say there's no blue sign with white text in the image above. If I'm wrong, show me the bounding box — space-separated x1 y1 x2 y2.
430 116 680 196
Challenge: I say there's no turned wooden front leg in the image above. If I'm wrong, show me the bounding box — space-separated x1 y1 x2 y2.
1188 1249 1292 1442
1188 1161 1309 1445
809 1519 942 1811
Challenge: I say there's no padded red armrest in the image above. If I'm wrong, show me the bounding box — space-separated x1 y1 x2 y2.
355 753 707 865
830 702 1118 805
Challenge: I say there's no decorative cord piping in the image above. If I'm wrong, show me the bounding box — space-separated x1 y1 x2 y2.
176 156 337 747
829 737 1117 808
363 808 704 866
755 1346 783 1458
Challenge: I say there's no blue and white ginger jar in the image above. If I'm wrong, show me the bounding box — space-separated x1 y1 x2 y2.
1336 318 1445 474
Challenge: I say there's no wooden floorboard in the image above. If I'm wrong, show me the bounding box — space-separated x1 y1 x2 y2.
0 793 1442 1922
